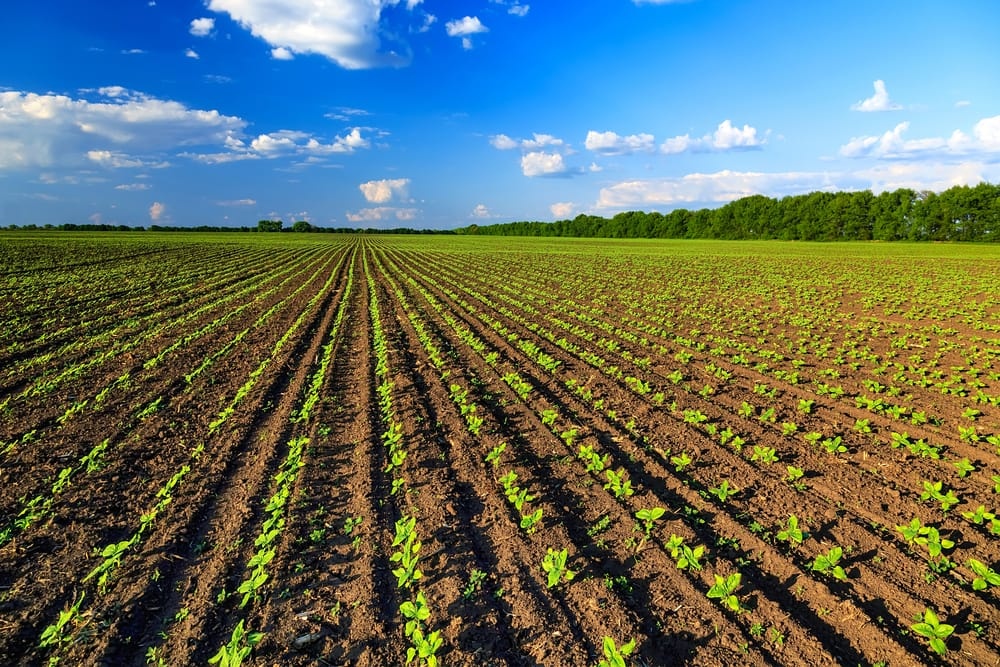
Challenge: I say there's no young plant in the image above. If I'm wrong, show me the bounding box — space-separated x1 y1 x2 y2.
634 507 665 544
707 572 742 612
776 515 806 547
604 468 634 499
952 457 975 478
484 442 506 470
784 465 806 490
750 445 778 465
709 479 738 503
811 546 847 580
966 558 1000 591
597 636 637 667
542 548 575 588
821 436 847 455
910 608 954 656
208 619 264 667
670 451 693 472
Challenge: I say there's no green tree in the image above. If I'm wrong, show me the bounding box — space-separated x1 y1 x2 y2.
257 219 283 232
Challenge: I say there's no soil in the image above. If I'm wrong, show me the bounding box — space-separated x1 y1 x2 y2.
1 235 998 666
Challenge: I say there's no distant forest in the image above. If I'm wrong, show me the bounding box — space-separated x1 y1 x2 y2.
457 183 1000 242
7 183 999 241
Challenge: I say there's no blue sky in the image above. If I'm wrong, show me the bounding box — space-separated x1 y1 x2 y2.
2 1 999 229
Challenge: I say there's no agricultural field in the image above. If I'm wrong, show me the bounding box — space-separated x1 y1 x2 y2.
2 232 1000 666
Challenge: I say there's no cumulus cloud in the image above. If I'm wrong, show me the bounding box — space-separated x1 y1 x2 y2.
88 150 169 169
521 151 567 177
839 116 1000 160
490 133 519 150
359 177 410 203
345 206 417 222
594 161 1000 212
585 130 655 155
550 201 575 218
190 17 215 36
271 46 294 60
446 15 487 36
0 88 246 170
185 48 200 59
596 170 838 210
471 203 491 218
491 132 564 151
851 79 902 112
149 201 166 220
446 16 487 49
207 0 419 69
660 120 763 154
115 183 151 191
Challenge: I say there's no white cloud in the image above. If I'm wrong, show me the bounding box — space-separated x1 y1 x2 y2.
955 100 971 109
121 48 146 55
446 16 487 49
114 183 151 191
149 201 166 220
346 206 417 222
596 170 838 210
585 130 655 155
359 177 410 203
87 150 169 169
851 79 902 112
185 48 200 59
471 203 491 218
595 162 1000 212
711 120 761 149
0 89 245 170
271 46 294 60
325 107 369 121
217 198 257 206
190 17 215 37
550 201 575 218
521 151 566 177
490 133 519 150
839 116 1000 159
207 0 417 69
660 120 763 154
491 132 565 151
491 0 529 15
416 14 437 33
250 130 307 154
445 16 487 36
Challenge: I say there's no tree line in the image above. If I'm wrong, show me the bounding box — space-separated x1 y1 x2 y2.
457 183 1000 241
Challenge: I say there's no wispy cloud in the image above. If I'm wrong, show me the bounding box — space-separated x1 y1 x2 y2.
851 79 902 112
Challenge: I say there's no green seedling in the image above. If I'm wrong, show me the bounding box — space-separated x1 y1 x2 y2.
542 548 575 588
670 451 692 472
707 572 742 612
811 546 847 580
208 620 264 667
777 515 806 546
910 608 953 656
751 445 778 465
709 480 738 503
952 458 975 478
597 636 636 667
604 468 634 499
966 558 1000 591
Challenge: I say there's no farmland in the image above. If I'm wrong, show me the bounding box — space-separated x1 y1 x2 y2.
1 232 999 666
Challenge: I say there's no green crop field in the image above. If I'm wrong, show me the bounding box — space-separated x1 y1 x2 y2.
2 232 999 666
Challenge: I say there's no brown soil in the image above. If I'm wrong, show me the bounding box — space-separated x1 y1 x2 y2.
1 236 998 666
